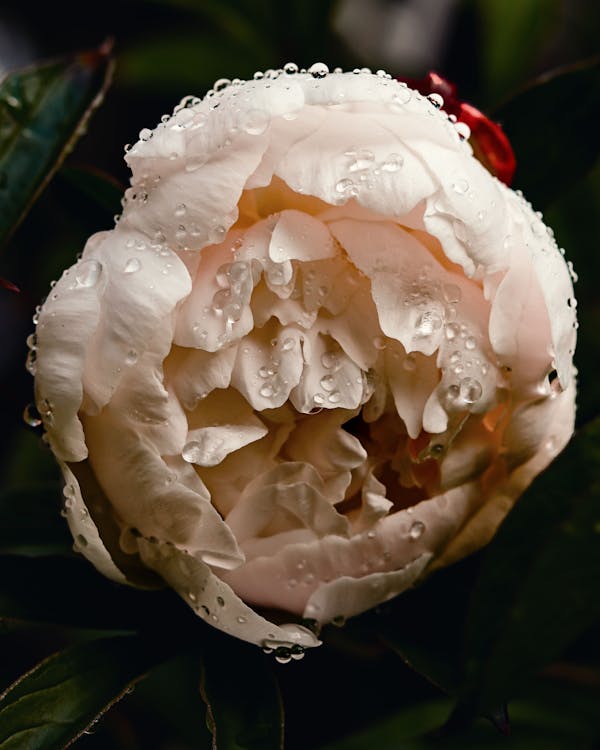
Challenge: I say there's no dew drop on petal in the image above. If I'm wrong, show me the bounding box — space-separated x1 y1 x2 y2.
242 109 270 135
336 178 354 193
427 93 444 108
22 402 42 427
381 153 403 172
459 377 482 404
320 374 335 392
260 383 275 398
125 349 139 366
452 179 469 194
408 520 425 540
124 257 141 274
445 322 460 341
455 121 471 140
415 310 443 337
308 62 329 78
75 260 102 288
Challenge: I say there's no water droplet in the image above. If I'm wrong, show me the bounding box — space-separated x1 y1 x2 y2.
445 322 460 340
123 257 141 274
260 383 275 398
408 520 425 540
455 121 471 140
320 374 335 392
459 377 482 403
125 349 138 365
373 336 387 350
308 62 329 78
281 337 295 351
452 179 469 194
208 225 227 244
531 220 546 236
328 390 341 403
284 62 299 74
389 87 412 110
175 203 187 218
216 595 225 606
237 615 247 624
25 349 37 375
415 310 443 337
336 177 354 193
213 77 230 92
182 435 225 466
75 260 102 288
242 108 269 135
313 393 325 405
22 402 42 427
321 351 338 370
380 153 403 172
427 92 444 108
465 336 476 351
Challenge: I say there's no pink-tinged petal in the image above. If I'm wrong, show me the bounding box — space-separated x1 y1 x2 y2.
59 461 128 584
386 342 440 438
503 186 577 390
137 538 320 650
174 237 254 351
502 385 576 472
289 330 364 413
488 229 554 397
439 417 494 489
355 472 393 531
35 248 105 461
231 321 304 410
303 553 432 624
83 407 244 569
329 219 447 356
165 344 238 411
225 462 350 542
284 409 367 502
222 482 479 616
269 210 334 262
79 229 191 414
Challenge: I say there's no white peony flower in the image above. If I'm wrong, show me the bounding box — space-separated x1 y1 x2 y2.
31 64 577 655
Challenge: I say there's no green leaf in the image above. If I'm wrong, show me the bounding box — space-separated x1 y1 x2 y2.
459 417 600 714
0 41 114 247
200 636 284 749
494 57 600 210
0 636 158 749
0 484 72 556
118 32 265 95
474 0 562 104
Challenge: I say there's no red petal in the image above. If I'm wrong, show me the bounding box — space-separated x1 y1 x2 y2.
399 72 516 186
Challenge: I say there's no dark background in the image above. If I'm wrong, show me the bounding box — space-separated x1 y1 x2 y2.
0 2 599 748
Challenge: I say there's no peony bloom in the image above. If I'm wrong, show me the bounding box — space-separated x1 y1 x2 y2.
30 64 577 655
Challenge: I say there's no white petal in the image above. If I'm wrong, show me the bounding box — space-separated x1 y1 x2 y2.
60 461 128 584
226 462 350 542
137 538 320 650
83 407 243 568
269 210 334 262
183 423 267 467
303 553 431 624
